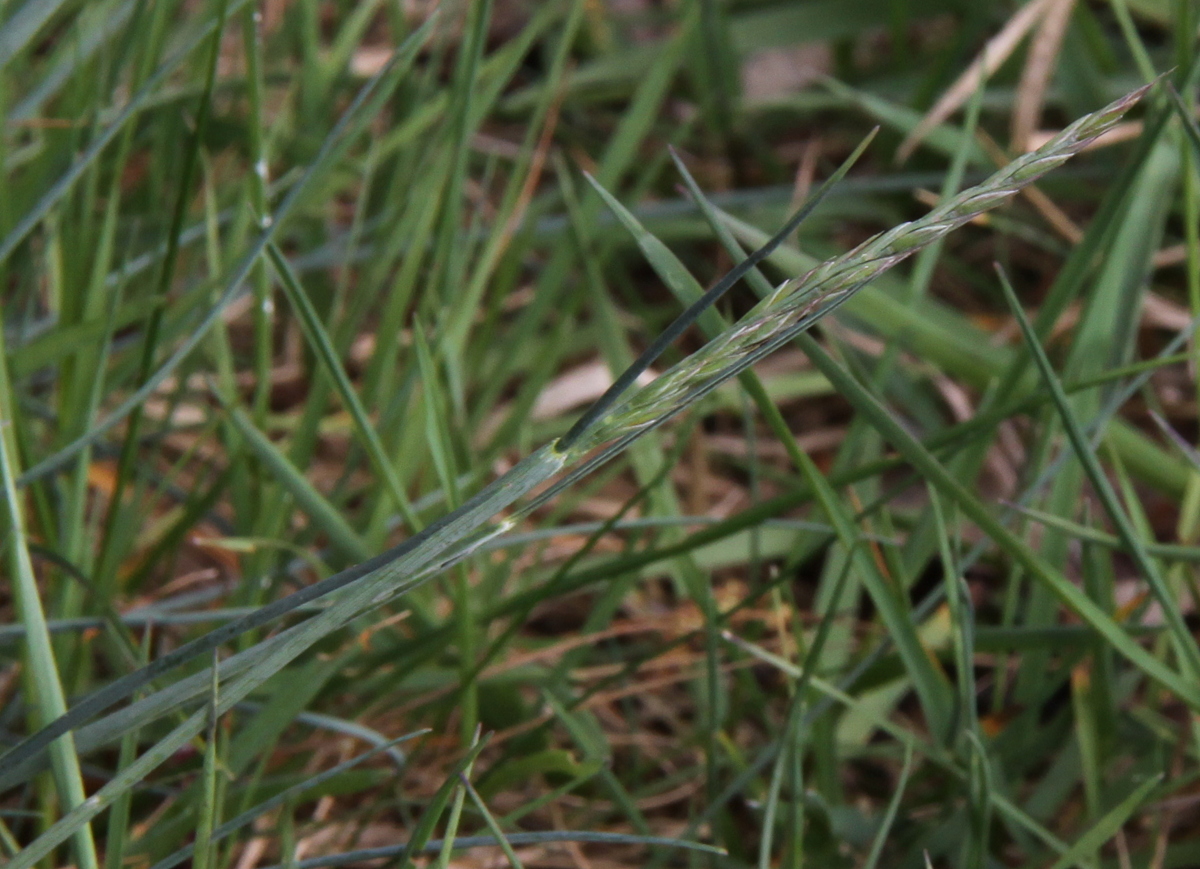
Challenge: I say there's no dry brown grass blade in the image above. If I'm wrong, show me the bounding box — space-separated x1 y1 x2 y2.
1010 0 1076 151
897 0 1053 163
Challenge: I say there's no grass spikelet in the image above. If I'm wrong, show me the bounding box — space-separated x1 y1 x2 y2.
565 82 1155 455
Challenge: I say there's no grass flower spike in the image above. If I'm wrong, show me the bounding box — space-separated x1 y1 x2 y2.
564 81 1154 455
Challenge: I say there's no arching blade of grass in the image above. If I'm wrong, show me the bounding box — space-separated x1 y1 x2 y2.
399 736 491 867
1147 393 1200 455
432 729 480 869
6 0 137 122
461 775 525 869
0 0 75 71
1009 503 1200 563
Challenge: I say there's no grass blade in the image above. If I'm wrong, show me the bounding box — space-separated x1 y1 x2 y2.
0 356 99 869
0 0 251 266
794 333 1200 710
560 129 877 449
1044 775 1161 869
995 265 1200 679
267 243 419 530
225 404 371 562
16 13 437 485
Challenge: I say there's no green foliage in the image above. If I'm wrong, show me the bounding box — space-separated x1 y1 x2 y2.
1 2 1198 869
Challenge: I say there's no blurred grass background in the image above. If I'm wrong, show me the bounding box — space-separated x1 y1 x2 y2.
1 1 1199 868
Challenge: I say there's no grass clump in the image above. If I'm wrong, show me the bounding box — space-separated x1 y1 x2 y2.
1 3 1199 869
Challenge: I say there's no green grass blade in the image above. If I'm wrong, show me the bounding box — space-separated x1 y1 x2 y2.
996 266 1200 679
267 243 419 530
192 654 222 869
0 442 563 790
0 0 75 70
1044 775 1161 869
148 733 424 869
15 14 436 485
1007 503 1200 563
398 738 490 867
794 333 1200 710
225 404 371 562
560 130 876 449
758 554 853 869
0 0 249 266
0 362 99 869
461 777 525 869
862 741 914 869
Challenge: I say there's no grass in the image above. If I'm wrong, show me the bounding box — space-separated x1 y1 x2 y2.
1 1 1199 868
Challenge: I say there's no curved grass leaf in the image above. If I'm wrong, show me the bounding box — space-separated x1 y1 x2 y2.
267 243 420 530
225 404 372 562
6 0 138 123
